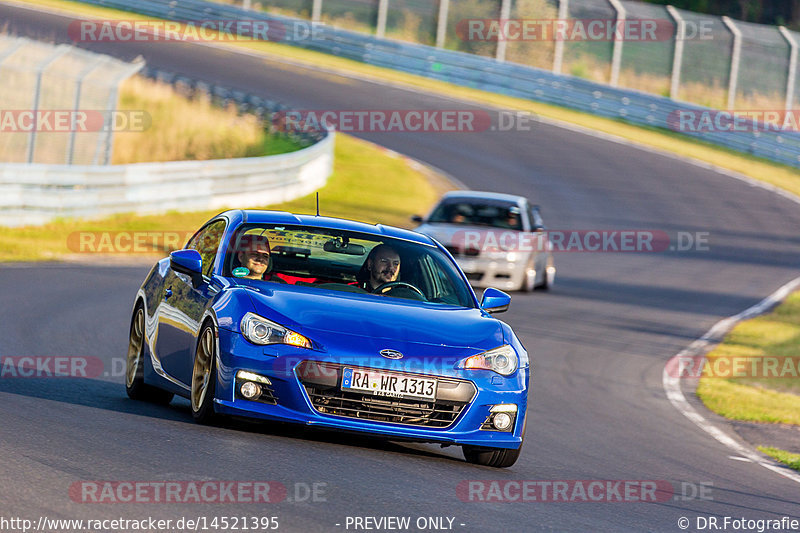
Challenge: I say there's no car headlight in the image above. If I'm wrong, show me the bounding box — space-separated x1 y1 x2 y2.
240 312 311 348
457 345 518 376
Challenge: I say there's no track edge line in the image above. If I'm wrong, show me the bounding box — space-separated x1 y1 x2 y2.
662 276 800 485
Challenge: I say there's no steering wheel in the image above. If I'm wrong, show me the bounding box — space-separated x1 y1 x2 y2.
374 281 427 301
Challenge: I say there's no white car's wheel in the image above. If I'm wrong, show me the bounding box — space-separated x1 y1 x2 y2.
535 257 554 291
521 259 536 292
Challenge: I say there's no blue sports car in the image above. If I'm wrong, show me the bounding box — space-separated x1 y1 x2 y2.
126 210 529 467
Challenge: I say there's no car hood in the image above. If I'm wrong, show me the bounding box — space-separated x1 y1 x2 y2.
241 283 504 352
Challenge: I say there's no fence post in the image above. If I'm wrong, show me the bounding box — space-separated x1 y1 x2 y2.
376 0 389 38
0 38 23 65
779 26 797 111
553 0 568 74
435 0 450 49
666 5 684 100
96 60 145 165
27 45 70 164
312 0 322 23
607 0 625 87
67 56 111 165
722 16 741 109
495 0 511 62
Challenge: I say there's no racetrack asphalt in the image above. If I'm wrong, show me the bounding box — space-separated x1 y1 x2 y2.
2 3 800 531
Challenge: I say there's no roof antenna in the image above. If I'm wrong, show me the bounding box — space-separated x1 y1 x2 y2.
316 192 320 216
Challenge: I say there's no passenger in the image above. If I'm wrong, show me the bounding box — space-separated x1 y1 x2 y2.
356 243 401 292
236 234 281 282
450 210 466 224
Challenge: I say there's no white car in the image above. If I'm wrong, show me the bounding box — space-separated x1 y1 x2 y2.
414 191 555 292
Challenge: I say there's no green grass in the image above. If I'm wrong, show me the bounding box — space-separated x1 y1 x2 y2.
17 0 800 199
0 134 452 261
114 76 300 164
758 446 800 472
696 292 800 425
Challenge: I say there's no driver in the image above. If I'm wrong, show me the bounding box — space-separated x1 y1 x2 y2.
358 244 401 292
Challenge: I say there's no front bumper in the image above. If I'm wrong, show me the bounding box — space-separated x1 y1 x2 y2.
456 256 527 292
214 332 528 449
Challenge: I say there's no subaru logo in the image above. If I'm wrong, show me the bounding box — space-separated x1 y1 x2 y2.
380 349 404 360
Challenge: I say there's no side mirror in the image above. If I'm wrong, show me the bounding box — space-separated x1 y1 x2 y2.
481 287 511 314
411 215 424 224
170 249 203 286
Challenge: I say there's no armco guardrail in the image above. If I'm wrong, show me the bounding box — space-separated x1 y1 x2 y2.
78 0 800 168
139 66 326 148
0 132 334 227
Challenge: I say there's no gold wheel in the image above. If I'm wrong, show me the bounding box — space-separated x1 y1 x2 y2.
191 326 215 412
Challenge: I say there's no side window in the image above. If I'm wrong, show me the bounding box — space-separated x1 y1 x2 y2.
528 206 544 230
421 254 461 305
187 219 227 278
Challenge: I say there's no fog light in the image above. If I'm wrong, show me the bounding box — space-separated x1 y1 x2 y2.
236 370 271 385
490 403 517 413
492 412 513 431
240 381 262 400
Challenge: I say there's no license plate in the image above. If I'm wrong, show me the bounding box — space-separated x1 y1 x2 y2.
341 368 437 401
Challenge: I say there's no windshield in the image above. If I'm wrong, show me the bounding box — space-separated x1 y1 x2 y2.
224 224 476 308
428 199 523 230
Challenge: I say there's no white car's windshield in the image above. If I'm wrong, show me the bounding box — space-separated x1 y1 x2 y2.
428 200 522 230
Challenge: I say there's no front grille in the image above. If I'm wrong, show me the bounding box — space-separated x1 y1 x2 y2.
296 361 475 428
464 272 483 281
303 386 467 427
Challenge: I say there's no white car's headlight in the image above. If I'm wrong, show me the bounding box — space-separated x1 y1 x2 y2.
240 312 311 348
457 345 518 376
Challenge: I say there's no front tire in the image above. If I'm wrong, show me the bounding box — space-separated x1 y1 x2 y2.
191 323 219 424
125 303 174 405
463 417 525 467
462 444 522 468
